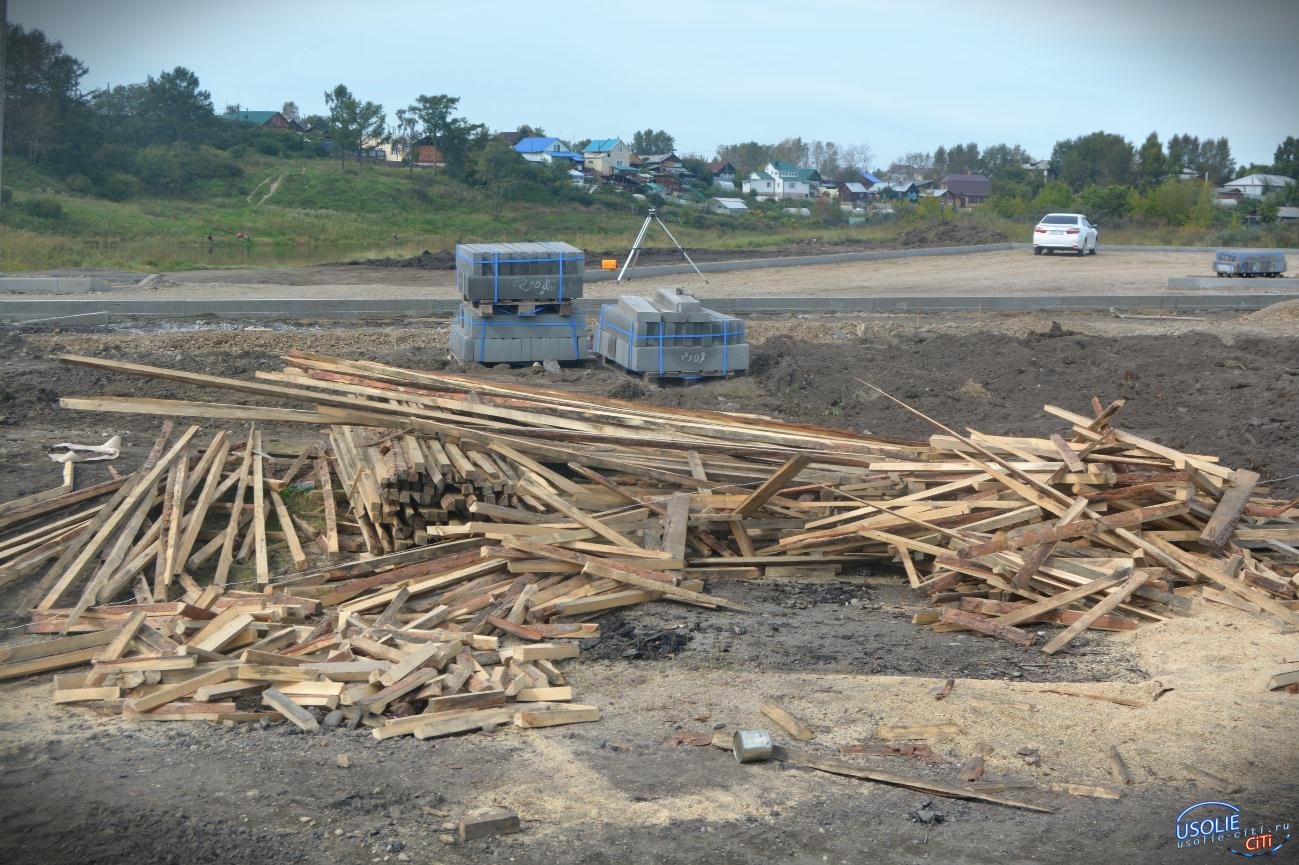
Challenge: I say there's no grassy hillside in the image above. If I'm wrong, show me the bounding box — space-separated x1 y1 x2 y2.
2 155 1295 272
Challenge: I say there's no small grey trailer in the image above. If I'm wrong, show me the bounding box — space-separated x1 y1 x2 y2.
1213 249 1288 277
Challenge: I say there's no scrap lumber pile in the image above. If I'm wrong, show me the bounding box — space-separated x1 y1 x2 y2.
1 352 1297 736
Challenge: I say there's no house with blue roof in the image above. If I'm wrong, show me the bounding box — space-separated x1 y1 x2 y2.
514 136 565 162
581 137 632 176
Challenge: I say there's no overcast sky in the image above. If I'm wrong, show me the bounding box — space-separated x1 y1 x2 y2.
10 0 1298 167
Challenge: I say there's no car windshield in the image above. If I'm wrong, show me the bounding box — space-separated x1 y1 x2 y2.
1041 215 1077 225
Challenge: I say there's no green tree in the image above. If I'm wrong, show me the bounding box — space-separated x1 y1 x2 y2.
715 141 772 180
1135 178 1201 225
632 128 675 154
1137 132 1167 189
393 108 419 176
472 136 525 213
142 67 215 144
1032 180 1074 213
1078 184 1134 221
979 143 1031 180
1167 134 1198 173
1271 136 1298 178
1189 181 1215 228
405 94 480 176
1190 137 1234 185
323 84 385 170
1051 131 1134 190
2 25 90 164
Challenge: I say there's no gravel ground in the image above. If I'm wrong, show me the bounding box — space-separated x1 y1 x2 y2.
2 309 1297 864
3 249 1276 302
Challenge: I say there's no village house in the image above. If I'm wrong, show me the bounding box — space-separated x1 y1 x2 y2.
938 173 992 207
220 109 307 132
742 160 823 199
1221 173 1295 200
582 138 633 176
708 161 737 190
513 137 566 162
837 181 870 203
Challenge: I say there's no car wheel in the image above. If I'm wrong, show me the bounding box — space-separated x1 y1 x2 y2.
1088 242 1098 255
1076 244 1085 257
1034 246 1043 256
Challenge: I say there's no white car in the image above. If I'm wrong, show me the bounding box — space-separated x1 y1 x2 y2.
1033 213 1098 256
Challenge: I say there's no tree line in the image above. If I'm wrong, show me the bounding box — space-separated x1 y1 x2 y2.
0 24 583 205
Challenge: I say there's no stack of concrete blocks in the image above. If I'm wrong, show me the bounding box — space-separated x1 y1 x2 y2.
594 287 749 379
449 242 590 365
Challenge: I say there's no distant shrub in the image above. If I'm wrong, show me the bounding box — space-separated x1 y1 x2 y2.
101 172 139 201
0 188 11 205
65 174 96 196
20 198 65 220
136 144 243 196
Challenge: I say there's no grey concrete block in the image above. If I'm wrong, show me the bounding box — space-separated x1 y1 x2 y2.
456 304 587 339
456 242 585 303
651 287 703 314
0 277 102 294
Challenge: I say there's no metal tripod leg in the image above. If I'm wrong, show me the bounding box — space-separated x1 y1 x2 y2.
652 214 707 284
616 214 654 283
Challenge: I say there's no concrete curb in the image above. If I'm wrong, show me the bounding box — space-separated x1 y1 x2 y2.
1169 276 1299 289
4 292 1297 325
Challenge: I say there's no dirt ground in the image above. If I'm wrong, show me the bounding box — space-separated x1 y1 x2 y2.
7 249 1279 303
2 310 1298 864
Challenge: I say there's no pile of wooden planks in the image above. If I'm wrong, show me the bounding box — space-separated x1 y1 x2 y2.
330 424 528 549
0 351 1296 736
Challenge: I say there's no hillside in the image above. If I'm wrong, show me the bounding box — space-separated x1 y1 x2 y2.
1 156 935 272
2 156 1295 273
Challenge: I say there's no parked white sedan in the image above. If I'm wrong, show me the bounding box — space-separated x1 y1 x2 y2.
1033 213 1098 256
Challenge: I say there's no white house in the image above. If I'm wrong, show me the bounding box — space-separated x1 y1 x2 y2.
741 160 823 199
582 138 633 175
1222 173 1295 200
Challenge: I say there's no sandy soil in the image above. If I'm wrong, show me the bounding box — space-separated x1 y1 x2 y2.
2 311 1298 864
5 250 1278 302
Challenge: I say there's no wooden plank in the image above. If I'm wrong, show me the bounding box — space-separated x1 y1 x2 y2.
36 426 200 612
580 560 750 612
875 723 961 741
59 396 334 424
458 811 521 842
214 430 255 586
1040 571 1151 655
1050 782 1122 800
252 430 269 584
939 608 1034 647
268 487 308 571
734 455 813 517
761 702 815 741
262 687 321 731
1200 469 1261 548
410 706 513 740
991 573 1126 628
124 666 235 714
316 455 339 554
771 745 1051 813
513 703 600 728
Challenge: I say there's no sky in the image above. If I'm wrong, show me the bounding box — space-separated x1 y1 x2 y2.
9 0 1299 168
